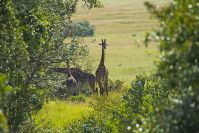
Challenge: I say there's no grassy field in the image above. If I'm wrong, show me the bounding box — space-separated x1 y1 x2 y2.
34 0 171 131
34 101 92 130
34 92 125 131
72 0 171 83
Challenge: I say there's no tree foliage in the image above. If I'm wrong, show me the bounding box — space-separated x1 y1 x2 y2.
64 21 95 37
0 0 101 132
0 74 12 133
145 0 199 132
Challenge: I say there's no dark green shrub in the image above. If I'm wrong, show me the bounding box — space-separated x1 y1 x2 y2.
108 79 124 91
18 118 60 133
108 75 168 132
65 75 167 132
79 83 93 96
3 88 46 132
49 85 69 100
65 21 95 37
66 114 112 133
0 112 8 133
0 74 11 133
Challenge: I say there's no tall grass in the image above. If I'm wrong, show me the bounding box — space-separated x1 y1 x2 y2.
34 101 92 131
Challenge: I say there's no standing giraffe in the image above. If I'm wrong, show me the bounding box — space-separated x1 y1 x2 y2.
96 39 109 95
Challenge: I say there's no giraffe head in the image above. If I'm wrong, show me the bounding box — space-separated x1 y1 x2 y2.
99 39 108 49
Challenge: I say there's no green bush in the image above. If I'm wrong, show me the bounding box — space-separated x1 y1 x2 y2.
18 118 59 133
144 0 199 132
0 112 8 133
65 75 167 132
69 95 86 102
0 74 12 133
65 94 121 133
108 79 124 91
106 75 167 132
3 88 46 132
66 114 112 133
64 21 95 37
49 85 69 100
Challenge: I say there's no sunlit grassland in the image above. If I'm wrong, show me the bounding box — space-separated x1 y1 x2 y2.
71 0 171 83
87 37 159 83
34 101 92 130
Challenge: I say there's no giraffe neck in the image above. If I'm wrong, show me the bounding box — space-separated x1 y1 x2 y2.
67 61 72 76
99 47 105 67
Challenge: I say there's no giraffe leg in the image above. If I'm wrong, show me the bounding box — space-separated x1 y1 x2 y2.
100 84 103 95
89 81 97 94
105 77 108 96
101 78 106 95
98 80 104 95
96 79 102 95
104 80 108 96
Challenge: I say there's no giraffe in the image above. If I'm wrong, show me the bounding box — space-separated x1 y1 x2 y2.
66 61 79 96
95 39 109 95
51 67 97 93
70 68 97 94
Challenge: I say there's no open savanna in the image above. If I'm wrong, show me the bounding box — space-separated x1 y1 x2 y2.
34 0 171 131
72 0 171 83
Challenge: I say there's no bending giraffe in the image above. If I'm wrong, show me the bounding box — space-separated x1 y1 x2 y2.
95 39 109 95
51 67 97 93
66 61 79 96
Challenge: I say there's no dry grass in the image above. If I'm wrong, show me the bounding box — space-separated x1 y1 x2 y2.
71 0 171 83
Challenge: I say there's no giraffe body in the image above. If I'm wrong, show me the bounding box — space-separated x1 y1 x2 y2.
95 39 109 95
51 67 96 93
96 66 108 95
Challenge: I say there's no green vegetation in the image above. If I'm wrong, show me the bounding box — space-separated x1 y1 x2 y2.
65 0 199 132
65 21 95 37
0 74 12 133
1 0 198 132
33 0 170 131
66 75 167 132
145 0 199 131
0 0 100 132
69 95 86 102
34 101 92 131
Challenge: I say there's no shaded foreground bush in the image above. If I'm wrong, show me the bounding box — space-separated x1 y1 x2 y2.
66 114 111 133
108 79 124 91
0 74 11 133
65 75 168 133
